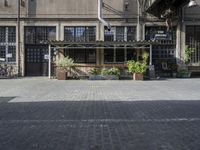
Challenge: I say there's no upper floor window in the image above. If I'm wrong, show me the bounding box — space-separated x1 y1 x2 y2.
104 26 136 42
0 26 16 63
64 26 96 42
25 26 56 44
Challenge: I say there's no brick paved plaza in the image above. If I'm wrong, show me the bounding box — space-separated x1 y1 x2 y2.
0 78 200 150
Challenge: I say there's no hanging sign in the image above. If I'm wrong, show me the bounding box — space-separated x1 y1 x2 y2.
0 58 5 61
6 53 12 58
44 54 49 60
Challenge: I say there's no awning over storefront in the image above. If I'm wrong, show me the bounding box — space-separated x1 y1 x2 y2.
146 0 190 18
47 40 157 49
47 40 158 78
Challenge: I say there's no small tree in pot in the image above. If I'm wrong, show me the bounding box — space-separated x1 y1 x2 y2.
55 57 74 80
127 52 148 80
127 60 147 80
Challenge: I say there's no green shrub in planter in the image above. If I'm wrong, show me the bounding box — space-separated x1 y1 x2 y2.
127 60 147 80
178 69 190 78
55 57 75 80
89 68 101 75
101 67 120 76
55 56 74 70
127 60 147 74
89 67 120 80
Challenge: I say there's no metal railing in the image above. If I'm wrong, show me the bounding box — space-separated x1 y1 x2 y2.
188 38 200 64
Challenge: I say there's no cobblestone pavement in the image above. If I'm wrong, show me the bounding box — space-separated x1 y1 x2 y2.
0 78 200 150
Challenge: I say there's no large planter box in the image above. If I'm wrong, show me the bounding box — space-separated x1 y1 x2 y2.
56 69 68 80
133 73 144 80
89 75 119 80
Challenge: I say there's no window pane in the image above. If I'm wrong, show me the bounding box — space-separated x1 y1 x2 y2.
127 27 136 41
186 26 194 43
8 46 16 62
86 49 96 63
195 26 200 42
36 27 47 44
47 27 56 41
75 27 86 42
0 46 6 60
64 27 75 42
104 27 115 41
8 27 16 43
127 49 137 61
116 49 125 62
87 27 96 42
0 27 6 43
104 49 114 63
25 27 35 44
116 27 124 41
74 49 85 63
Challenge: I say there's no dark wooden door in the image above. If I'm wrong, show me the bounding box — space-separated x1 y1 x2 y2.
25 45 49 76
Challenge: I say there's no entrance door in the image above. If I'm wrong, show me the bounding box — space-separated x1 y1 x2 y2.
25 45 49 76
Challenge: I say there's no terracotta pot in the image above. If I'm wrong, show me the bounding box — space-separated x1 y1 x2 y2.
57 69 68 80
133 73 143 80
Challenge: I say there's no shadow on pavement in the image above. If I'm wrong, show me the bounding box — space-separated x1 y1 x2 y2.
0 100 200 150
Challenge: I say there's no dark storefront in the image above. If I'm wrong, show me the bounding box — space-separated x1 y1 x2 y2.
186 26 200 64
24 26 56 76
145 26 177 77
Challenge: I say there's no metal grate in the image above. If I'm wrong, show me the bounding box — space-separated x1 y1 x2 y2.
186 26 200 64
104 26 136 42
64 26 96 42
0 27 6 43
64 49 96 63
25 27 56 44
0 27 16 63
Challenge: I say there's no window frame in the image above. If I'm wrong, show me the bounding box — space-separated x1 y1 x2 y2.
64 48 96 64
24 26 56 45
0 26 16 63
104 48 128 64
104 26 136 42
64 26 96 42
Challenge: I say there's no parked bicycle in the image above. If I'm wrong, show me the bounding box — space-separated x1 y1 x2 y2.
0 62 15 78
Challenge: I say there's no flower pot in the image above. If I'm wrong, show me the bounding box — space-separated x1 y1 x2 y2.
57 69 68 80
133 73 143 80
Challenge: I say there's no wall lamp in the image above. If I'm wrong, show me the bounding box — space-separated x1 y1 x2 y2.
188 0 197 7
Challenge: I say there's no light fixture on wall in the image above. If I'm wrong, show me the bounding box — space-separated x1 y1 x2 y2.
4 0 8 7
188 0 197 7
21 0 25 7
125 2 129 11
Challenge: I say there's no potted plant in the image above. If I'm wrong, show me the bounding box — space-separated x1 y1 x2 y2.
177 46 195 78
55 56 74 80
184 45 195 65
89 68 102 80
127 60 147 80
127 52 148 80
89 67 120 80
177 68 191 78
101 67 120 80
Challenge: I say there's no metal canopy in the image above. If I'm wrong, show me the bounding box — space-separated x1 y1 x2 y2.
146 0 190 18
47 40 157 49
47 40 156 79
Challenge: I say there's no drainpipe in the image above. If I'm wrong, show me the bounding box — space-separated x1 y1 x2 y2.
136 0 141 41
17 0 21 76
97 0 111 31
